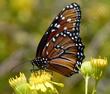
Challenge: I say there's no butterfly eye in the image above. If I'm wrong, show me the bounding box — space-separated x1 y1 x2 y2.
33 3 85 77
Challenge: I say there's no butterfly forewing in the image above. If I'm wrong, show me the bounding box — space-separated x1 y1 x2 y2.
36 3 81 57
35 3 85 76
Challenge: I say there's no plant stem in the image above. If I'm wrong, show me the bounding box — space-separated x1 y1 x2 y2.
92 79 98 94
85 76 89 94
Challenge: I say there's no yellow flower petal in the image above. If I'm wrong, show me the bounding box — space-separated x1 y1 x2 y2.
9 73 27 88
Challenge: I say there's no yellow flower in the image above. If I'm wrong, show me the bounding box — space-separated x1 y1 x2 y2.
90 57 108 80
81 57 108 80
9 71 64 94
29 70 64 94
9 73 30 94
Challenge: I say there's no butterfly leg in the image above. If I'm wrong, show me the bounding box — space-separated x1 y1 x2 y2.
30 60 39 72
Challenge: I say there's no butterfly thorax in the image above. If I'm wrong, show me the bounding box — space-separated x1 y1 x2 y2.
32 57 48 69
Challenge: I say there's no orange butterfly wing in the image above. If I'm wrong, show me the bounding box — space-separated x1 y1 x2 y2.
34 3 84 77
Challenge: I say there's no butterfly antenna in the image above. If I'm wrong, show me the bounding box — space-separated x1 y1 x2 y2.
9 60 32 76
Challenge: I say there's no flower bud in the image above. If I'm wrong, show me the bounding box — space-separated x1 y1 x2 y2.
81 61 93 77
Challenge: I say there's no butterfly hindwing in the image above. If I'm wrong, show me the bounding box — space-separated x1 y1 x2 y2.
42 31 84 76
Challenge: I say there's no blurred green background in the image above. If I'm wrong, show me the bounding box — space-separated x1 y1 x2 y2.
0 0 110 94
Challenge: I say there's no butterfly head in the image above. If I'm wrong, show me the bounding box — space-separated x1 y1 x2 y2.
31 57 48 69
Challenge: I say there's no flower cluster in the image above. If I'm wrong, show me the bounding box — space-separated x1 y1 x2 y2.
9 70 64 94
81 57 108 80
81 57 108 94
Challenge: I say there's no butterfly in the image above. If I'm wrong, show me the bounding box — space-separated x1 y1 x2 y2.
32 3 85 77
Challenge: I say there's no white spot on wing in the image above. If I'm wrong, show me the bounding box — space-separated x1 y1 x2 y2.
74 7 77 10
76 32 79 35
63 34 66 37
66 5 69 8
46 43 49 47
76 44 78 46
46 51 48 55
73 3 77 7
81 53 83 56
77 52 80 55
72 37 74 40
61 46 64 48
44 61 47 63
79 43 82 46
72 33 75 36
77 19 80 22
60 15 63 18
75 36 77 39
69 33 72 36
51 29 55 32
67 18 72 22
56 24 60 28
67 32 70 34
72 28 75 31
52 37 56 42
77 61 81 65
46 32 48 34
61 32 64 35
73 23 76 26
54 23 58 27
56 34 59 37
57 45 60 48
74 68 78 72
56 16 58 19
70 5 73 8
76 27 79 30
64 27 67 30
63 8 65 11
62 17 65 20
